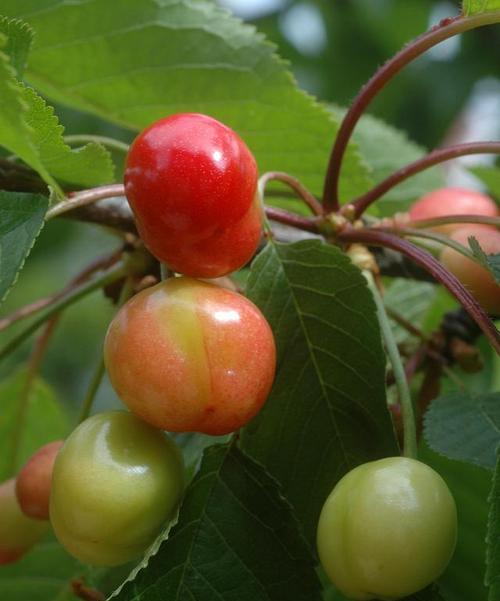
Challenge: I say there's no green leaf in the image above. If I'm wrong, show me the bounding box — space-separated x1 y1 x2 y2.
0 369 68 480
468 237 500 284
331 109 444 216
421 443 490 601
0 38 113 191
470 167 500 202
111 443 322 601
424 391 500 470
241 240 398 546
463 0 500 15
2 0 371 202
0 190 48 304
0 16 33 76
487 449 500 601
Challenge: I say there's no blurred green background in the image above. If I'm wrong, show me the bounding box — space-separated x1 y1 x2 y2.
1 0 499 419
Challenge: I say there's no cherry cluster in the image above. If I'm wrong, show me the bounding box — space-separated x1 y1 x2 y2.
1 114 276 568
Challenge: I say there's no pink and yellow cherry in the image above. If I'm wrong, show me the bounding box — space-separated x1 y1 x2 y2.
50 411 184 567
104 277 276 435
0 479 48 564
409 187 498 234
16 440 63 520
441 225 500 315
124 113 261 278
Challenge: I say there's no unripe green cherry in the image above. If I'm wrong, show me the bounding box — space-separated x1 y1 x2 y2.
0 479 48 564
50 411 184 566
317 457 457 600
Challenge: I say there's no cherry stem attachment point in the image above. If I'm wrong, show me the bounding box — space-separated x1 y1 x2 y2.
322 12 500 212
351 142 500 217
46 184 125 219
338 227 500 354
364 270 418 459
259 171 323 215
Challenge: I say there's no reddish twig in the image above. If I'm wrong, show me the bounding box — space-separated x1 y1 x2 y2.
322 11 500 212
337 227 500 354
351 141 500 218
264 206 320 233
71 579 105 601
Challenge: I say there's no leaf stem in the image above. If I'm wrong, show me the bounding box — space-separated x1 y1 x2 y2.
77 276 135 424
407 214 500 230
259 171 323 215
322 13 500 212
64 135 130 154
338 227 500 353
364 270 417 459
46 184 125 219
0 262 127 362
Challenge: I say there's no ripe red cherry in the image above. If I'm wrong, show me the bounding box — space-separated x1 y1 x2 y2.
16 440 63 520
104 277 276 435
409 187 497 234
124 113 261 278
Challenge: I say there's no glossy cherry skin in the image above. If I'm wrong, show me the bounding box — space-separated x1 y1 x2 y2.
124 113 261 277
0 479 48 564
441 225 500 315
409 187 498 234
104 277 276 435
317 457 457 601
16 440 63 520
50 411 184 567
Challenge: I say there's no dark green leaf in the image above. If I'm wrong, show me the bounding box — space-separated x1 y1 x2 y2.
463 1 500 15
0 369 68 480
0 16 33 76
0 191 48 304
421 444 490 601
424 391 500 470
241 240 398 546
2 0 371 201
487 448 500 601
111 443 322 601
468 237 500 284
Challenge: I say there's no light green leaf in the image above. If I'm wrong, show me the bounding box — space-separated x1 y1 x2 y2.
463 1 500 15
342 110 444 216
487 449 500 600
111 443 322 601
2 0 371 202
0 191 48 304
424 391 500 470
0 369 68 480
0 16 33 76
241 240 398 546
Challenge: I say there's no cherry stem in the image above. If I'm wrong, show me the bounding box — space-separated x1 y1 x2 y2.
77 277 135 424
0 262 127 362
46 184 125 219
8 318 60 475
351 142 500 217
322 12 500 212
407 214 500 230
264 205 320 233
380 227 475 260
64 135 129 154
338 227 500 354
259 171 323 215
0 249 123 333
364 270 418 459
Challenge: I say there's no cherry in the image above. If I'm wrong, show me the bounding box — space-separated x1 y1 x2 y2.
16 440 63 520
441 224 500 315
124 113 261 277
104 277 276 435
409 187 497 233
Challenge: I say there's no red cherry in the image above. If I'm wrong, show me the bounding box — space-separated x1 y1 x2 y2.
125 113 261 277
